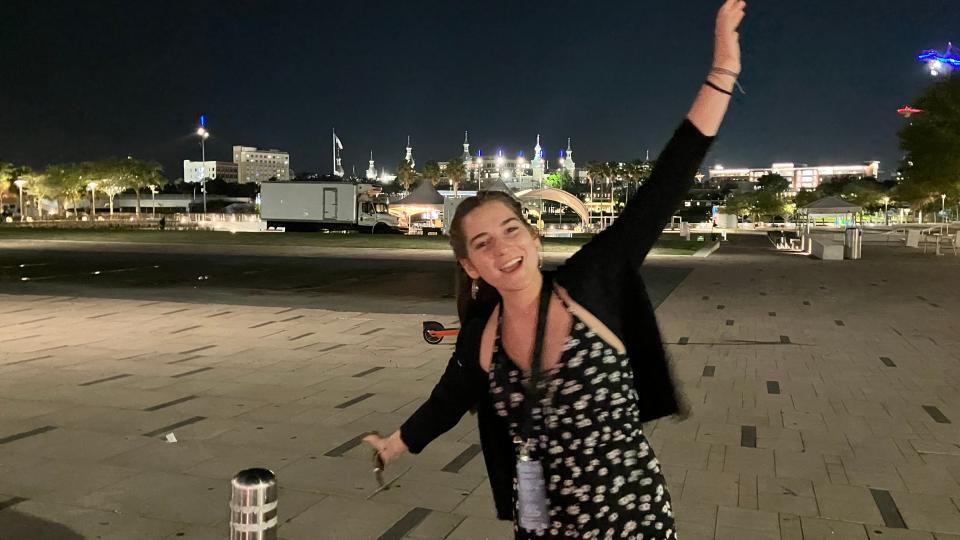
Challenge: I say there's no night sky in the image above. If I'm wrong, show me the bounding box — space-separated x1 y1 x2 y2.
1 1 955 180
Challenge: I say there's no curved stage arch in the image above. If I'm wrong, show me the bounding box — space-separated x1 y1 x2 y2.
516 188 590 225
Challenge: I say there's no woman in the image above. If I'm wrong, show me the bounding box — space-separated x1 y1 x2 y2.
365 2 745 537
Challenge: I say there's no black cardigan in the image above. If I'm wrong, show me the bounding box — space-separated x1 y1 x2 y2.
400 119 715 520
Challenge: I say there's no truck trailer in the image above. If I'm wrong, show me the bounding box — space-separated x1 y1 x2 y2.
260 181 400 233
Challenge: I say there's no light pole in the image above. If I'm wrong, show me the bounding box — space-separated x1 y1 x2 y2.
197 125 210 217
149 185 158 219
87 181 97 218
496 153 504 185
13 179 27 221
475 156 483 190
941 194 947 223
880 196 890 226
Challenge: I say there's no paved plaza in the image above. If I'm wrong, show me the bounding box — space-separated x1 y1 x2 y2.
0 238 958 539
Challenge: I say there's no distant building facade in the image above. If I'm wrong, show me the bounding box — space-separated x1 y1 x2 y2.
438 133 576 188
182 161 239 184
709 161 880 194
232 146 290 183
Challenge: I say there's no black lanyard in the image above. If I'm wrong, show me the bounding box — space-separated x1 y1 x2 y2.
512 275 553 454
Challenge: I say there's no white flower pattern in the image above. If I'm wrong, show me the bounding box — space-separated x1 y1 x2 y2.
489 312 676 539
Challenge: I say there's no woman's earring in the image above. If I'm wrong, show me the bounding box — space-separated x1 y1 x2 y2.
538 252 544 269
471 279 479 299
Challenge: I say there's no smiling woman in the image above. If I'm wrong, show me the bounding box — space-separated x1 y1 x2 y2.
363 1 746 537
448 191 541 323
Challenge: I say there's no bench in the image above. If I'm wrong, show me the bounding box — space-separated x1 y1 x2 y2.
810 239 844 260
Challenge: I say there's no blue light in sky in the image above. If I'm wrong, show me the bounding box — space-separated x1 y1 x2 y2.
917 49 960 67
917 43 960 75
199 114 207 127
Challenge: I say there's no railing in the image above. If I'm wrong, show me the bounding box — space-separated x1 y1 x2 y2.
2 213 263 230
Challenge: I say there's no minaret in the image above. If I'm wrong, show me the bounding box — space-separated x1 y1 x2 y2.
531 134 545 184
462 131 470 161
366 150 377 180
405 136 415 169
563 137 576 178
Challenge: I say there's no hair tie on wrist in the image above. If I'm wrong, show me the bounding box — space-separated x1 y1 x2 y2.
710 67 747 94
710 66 740 78
708 71 747 95
704 79 733 96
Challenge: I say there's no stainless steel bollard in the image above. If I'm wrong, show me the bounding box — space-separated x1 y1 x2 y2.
230 468 278 540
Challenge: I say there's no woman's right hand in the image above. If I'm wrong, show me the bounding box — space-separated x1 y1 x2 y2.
714 0 747 73
363 430 408 467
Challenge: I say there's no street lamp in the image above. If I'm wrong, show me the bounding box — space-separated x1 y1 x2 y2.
880 195 891 226
475 156 483 189
149 185 159 219
13 179 27 221
87 181 97 218
941 194 947 222
197 125 210 216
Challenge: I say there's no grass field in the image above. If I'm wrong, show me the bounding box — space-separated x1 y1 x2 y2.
0 227 707 254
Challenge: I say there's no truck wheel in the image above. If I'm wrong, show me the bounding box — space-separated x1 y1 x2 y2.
372 223 387 235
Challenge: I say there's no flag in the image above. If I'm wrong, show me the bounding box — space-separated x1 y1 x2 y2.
334 133 344 151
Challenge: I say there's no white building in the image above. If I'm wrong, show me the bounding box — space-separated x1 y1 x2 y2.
232 146 290 183
182 160 239 184
709 161 880 194
366 151 377 180
439 134 576 186
404 136 415 169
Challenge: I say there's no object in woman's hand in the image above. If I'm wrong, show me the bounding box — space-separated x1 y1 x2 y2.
373 449 385 487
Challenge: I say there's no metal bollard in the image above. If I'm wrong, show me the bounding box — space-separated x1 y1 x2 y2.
230 468 278 540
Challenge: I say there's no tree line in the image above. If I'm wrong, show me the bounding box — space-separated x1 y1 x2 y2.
0 158 167 219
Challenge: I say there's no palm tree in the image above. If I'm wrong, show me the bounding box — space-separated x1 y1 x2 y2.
446 157 466 195
423 161 442 187
396 160 417 191
42 163 87 218
0 162 15 211
125 159 166 218
585 162 604 201
19 172 48 219
81 158 126 217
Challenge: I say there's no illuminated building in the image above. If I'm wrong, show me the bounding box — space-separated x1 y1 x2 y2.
709 161 880 194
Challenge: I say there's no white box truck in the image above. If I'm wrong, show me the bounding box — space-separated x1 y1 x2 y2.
260 181 400 233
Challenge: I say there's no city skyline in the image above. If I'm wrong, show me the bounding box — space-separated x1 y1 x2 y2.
1 1 952 180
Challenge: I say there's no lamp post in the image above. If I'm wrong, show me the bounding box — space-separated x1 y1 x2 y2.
880 196 890 226
149 185 159 219
87 181 97 218
197 125 210 217
475 156 483 190
941 194 947 223
496 153 504 184
13 179 27 221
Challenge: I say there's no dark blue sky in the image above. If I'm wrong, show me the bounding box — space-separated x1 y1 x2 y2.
1 1 955 179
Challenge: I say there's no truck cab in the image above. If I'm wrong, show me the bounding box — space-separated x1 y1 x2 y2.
357 189 400 233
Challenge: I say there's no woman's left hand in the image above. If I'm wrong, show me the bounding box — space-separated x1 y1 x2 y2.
714 0 747 73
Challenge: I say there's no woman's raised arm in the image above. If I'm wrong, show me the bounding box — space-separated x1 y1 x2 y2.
688 0 745 136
